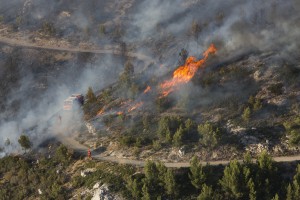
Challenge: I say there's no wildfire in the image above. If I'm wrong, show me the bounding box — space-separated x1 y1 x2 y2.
128 102 144 112
97 108 105 116
160 44 217 97
144 86 151 94
117 111 124 115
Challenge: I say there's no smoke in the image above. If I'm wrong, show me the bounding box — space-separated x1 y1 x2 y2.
126 0 300 59
0 47 127 156
0 0 299 156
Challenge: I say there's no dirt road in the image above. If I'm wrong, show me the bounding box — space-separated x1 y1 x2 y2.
58 135 300 168
0 35 154 66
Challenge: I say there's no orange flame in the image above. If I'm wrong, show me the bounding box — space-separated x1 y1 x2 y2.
160 44 217 97
144 86 151 94
117 111 124 115
128 102 144 112
97 108 105 116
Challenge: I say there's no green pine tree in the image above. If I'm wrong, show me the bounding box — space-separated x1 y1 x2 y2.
86 87 97 103
126 178 140 199
173 125 184 147
256 150 277 199
189 156 206 190
286 184 293 200
198 122 220 149
219 160 244 199
197 184 214 200
164 169 177 197
247 178 256 200
18 135 31 153
242 107 251 122
142 182 151 200
293 164 300 199
271 193 279 200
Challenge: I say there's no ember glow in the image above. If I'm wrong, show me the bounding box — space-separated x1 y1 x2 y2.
144 86 151 94
117 111 124 115
97 108 105 116
128 102 144 112
160 44 217 97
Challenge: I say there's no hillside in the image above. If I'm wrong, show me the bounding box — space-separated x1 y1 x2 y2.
0 0 300 199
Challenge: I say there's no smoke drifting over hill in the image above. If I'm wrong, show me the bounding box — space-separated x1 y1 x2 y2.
0 49 126 155
129 0 300 59
0 0 299 155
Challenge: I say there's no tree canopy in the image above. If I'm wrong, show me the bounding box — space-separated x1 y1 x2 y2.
18 135 31 152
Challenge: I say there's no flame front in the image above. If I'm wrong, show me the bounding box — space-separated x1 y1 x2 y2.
117 111 124 115
160 44 217 97
97 108 105 116
128 102 144 112
144 86 151 94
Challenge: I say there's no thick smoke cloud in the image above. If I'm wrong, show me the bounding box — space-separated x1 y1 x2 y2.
0 48 125 156
128 0 300 60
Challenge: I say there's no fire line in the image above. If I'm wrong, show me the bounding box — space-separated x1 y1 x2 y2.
160 44 217 97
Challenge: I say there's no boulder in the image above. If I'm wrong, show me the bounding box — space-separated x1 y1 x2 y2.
91 183 122 200
81 168 97 177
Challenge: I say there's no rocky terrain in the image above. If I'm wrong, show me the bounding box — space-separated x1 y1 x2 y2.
0 0 300 199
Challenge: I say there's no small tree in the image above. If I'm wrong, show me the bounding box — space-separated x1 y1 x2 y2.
219 160 246 199
54 145 71 164
98 24 106 36
189 156 206 190
242 107 251 122
197 184 214 200
142 114 151 131
198 123 220 149
141 182 151 200
86 87 97 103
292 165 300 199
247 178 256 200
144 160 159 184
164 169 177 197
173 126 184 147
256 150 277 199
152 140 162 151
42 21 56 36
286 184 293 200
126 178 141 199
271 194 279 200
124 60 134 75
119 61 134 95
253 99 262 111
18 135 31 153
286 164 300 200
248 95 255 105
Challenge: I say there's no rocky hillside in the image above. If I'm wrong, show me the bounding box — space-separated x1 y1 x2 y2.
0 0 300 200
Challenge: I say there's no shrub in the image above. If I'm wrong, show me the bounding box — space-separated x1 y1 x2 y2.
152 140 162 151
268 83 283 95
41 21 56 36
198 123 221 149
18 135 31 153
120 136 136 147
242 107 251 122
284 116 300 146
86 87 97 104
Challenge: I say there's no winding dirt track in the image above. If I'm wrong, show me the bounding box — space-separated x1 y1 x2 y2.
2 36 300 168
58 135 300 168
0 36 154 66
